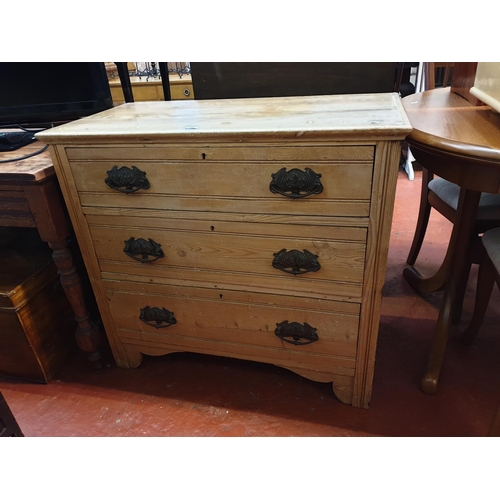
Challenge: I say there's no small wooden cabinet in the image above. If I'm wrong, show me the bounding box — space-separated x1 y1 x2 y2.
38 94 411 408
0 229 76 382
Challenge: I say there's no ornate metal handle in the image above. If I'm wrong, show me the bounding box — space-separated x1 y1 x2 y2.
139 306 177 329
105 166 150 194
272 248 321 275
124 237 164 263
275 321 319 346
269 167 323 199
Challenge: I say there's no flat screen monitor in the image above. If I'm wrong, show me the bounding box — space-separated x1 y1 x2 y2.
0 62 113 128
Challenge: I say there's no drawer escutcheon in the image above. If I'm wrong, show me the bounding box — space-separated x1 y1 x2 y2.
105 166 150 194
275 321 319 346
272 248 321 275
139 306 177 329
123 237 164 263
269 167 323 199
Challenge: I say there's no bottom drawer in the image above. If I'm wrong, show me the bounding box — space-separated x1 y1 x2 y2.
103 280 360 363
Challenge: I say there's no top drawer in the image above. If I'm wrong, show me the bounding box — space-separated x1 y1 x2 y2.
66 145 375 217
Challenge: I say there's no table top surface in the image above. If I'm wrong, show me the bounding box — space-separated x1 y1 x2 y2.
402 88 500 164
0 141 53 183
37 93 412 144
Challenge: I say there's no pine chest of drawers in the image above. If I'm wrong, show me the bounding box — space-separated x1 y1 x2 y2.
37 93 411 408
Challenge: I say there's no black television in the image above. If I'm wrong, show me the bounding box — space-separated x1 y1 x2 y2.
0 62 113 129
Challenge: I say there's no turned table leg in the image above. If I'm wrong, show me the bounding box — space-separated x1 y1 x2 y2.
23 179 105 369
48 239 104 367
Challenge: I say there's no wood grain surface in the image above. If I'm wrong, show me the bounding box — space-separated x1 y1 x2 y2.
37 93 411 143
41 93 411 408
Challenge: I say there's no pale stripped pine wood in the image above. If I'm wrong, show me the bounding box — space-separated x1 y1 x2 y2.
80 193 371 218
83 206 371 228
36 93 411 144
100 265 364 303
86 213 367 241
65 144 375 162
101 277 361 315
70 160 373 202
42 94 411 408
119 340 356 385
117 334 356 377
353 140 404 408
105 285 359 358
89 224 367 285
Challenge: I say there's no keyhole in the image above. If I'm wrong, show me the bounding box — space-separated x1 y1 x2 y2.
219 294 223 299
210 226 215 231
201 153 206 160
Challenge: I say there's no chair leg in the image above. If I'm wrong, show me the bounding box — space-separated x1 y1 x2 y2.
452 236 483 325
460 255 496 345
407 168 433 265
451 256 473 325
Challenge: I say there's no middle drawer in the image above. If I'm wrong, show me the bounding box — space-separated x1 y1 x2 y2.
88 215 367 301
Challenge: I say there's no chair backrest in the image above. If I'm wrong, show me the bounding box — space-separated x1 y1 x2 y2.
114 62 172 102
424 62 454 90
190 62 399 100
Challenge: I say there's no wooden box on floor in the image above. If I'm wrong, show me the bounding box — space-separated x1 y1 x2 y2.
0 229 76 382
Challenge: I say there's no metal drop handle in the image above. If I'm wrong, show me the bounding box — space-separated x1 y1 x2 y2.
105 165 150 194
139 306 177 329
269 167 323 199
275 321 319 345
272 248 321 275
123 237 164 263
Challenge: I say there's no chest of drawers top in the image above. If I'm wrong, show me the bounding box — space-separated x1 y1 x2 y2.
37 93 411 145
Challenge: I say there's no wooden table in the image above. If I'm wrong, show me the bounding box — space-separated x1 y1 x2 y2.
0 141 104 367
402 88 500 394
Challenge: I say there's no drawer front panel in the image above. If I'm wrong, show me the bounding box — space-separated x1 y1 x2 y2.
89 224 367 285
70 161 373 216
66 145 375 162
104 285 360 359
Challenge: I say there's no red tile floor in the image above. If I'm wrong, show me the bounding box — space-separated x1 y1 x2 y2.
1 168 500 437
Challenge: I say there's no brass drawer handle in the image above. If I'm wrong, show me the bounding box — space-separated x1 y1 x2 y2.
105 166 150 194
272 248 321 275
139 306 177 329
269 167 323 199
275 321 319 346
124 237 164 263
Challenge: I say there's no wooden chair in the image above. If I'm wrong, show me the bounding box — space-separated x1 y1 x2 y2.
405 170 500 301
0 392 24 437
459 227 500 436
461 227 500 344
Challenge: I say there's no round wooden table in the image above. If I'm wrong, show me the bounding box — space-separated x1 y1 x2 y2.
402 87 500 394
